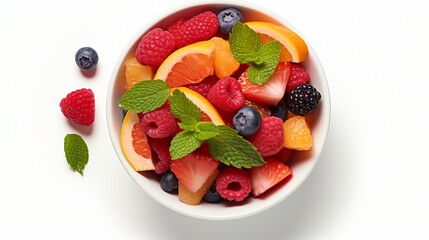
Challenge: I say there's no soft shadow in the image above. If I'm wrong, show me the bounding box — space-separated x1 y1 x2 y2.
79 67 97 78
66 120 94 136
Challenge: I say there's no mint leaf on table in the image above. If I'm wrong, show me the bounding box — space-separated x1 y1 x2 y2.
170 89 201 122
64 133 89 176
207 125 265 169
119 80 169 113
229 22 281 85
170 131 202 159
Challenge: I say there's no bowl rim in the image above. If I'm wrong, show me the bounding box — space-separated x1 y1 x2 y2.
106 0 331 221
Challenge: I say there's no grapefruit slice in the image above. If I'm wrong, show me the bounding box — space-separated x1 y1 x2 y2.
245 21 308 63
170 87 224 125
154 39 216 87
120 111 154 171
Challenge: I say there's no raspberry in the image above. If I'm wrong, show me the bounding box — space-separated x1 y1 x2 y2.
135 28 175 68
207 77 245 112
139 104 179 138
150 137 172 174
248 117 284 157
286 63 310 93
166 17 186 35
60 88 95 126
216 167 251 202
187 75 218 98
170 11 219 49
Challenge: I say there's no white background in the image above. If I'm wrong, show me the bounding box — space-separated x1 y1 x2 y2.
1 0 429 239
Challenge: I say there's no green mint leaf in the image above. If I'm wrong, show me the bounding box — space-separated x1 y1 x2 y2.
119 80 169 113
170 89 201 122
229 22 262 64
248 41 281 85
64 134 89 176
194 122 219 141
170 131 202 159
207 125 265 168
178 115 198 131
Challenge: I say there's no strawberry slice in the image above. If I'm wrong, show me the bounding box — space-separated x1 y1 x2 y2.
170 152 219 193
238 62 292 106
249 157 292 197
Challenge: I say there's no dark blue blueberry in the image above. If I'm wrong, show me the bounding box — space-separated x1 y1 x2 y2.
217 8 244 35
232 106 261 137
203 184 221 203
160 170 178 193
269 100 288 121
75 47 98 71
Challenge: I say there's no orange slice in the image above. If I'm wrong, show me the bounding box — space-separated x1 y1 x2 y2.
154 39 216 87
245 21 308 63
124 57 153 90
212 37 240 78
120 111 154 171
283 115 312 150
170 87 224 125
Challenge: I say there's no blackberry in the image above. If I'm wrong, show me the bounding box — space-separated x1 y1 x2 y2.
287 84 321 116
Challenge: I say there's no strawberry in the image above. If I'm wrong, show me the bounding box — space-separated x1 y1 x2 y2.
170 152 219 193
169 11 219 49
60 88 95 126
249 157 292 197
238 62 292 106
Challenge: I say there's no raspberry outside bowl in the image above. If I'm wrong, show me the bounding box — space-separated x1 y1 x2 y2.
106 0 330 221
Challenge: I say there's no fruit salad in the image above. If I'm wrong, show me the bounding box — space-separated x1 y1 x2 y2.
118 7 321 205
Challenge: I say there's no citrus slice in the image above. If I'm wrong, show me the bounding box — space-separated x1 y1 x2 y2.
245 21 308 63
212 37 240 78
120 111 154 171
154 39 216 87
124 57 153 90
283 115 312 150
170 87 224 125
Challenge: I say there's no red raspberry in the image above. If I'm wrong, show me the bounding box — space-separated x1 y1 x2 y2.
170 11 219 49
139 104 179 138
166 17 186 35
286 63 310 93
216 167 251 202
187 75 218 98
207 77 245 112
59 88 95 126
248 117 284 157
150 137 172 174
135 28 175 68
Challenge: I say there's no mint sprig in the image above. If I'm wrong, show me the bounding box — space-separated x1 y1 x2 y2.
229 22 280 85
208 125 265 168
168 89 264 169
119 80 170 113
64 133 89 176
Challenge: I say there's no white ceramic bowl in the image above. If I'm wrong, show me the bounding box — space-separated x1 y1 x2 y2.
107 0 330 221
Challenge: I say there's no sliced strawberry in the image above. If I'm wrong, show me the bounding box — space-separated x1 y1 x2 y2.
249 157 292 197
170 152 219 193
238 62 292 106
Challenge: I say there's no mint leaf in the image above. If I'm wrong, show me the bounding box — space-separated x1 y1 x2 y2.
177 115 198 131
248 41 280 85
119 80 169 113
194 122 219 141
229 22 262 63
64 133 89 176
207 125 265 168
170 89 201 122
170 131 202 159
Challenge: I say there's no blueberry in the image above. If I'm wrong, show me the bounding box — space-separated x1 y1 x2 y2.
217 8 244 35
232 106 261 137
160 170 178 193
75 47 98 71
203 184 221 203
269 101 288 121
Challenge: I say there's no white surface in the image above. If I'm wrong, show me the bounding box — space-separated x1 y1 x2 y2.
1 0 428 239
